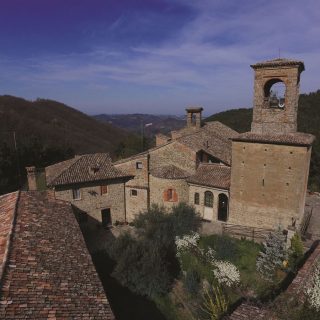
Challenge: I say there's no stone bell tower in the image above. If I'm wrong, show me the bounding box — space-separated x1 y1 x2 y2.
228 58 315 232
251 58 305 135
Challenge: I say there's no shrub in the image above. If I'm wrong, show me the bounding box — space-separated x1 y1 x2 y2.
111 233 172 298
289 233 304 269
256 228 288 282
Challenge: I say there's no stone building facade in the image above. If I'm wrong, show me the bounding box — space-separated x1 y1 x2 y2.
32 153 133 226
228 59 314 231
26 58 314 236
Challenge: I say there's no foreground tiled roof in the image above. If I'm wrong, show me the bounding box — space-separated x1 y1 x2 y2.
0 191 19 281
187 163 231 189
151 165 191 179
47 153 132 186
251 58 305 71
232 132 315 146
0 191 115 319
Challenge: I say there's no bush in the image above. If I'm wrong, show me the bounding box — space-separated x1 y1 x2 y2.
256 228 288 282
289 233 304 270
110 233 172 298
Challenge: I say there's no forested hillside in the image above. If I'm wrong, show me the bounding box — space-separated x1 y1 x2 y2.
206 90 320 190
0 95 141 195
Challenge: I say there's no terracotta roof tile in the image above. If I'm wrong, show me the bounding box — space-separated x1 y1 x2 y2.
187 164 231 189
233 132 315 146
151 165 191 179
176 122 236 165
0 191 115 319
47 153 132 186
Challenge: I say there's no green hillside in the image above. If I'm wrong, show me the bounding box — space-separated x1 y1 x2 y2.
0 95 141 195
206 90 320 191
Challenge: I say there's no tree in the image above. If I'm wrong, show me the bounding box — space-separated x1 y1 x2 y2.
109 203 201 298
256 228 288 282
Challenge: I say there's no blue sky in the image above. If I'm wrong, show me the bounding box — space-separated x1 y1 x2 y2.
0 0 319 115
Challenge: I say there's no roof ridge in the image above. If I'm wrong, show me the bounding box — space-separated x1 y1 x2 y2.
49 155 83 186
0 190 20 285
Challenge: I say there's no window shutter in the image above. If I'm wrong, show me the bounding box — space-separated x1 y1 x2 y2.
173 190 178 202
163 190 168 201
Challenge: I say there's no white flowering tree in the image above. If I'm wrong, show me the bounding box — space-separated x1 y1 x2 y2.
256 228 288 282
175 233 240 287
306 263 320 311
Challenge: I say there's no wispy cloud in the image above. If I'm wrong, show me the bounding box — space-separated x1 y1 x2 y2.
0 0 319 114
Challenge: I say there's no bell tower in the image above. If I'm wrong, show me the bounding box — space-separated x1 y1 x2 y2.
250 58 305 135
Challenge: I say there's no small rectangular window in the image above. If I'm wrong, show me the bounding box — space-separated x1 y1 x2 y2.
101 185 108 195
194 192 200 205
136 162 143 169
72 188 81 200
131 189 138 196
167 189 173 201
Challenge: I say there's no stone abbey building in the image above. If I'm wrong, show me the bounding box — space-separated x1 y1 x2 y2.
28 58 315 234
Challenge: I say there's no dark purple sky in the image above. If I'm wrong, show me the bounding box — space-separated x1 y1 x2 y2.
0 0 319 115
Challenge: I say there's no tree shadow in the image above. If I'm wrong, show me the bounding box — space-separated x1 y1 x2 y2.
75 209 167 320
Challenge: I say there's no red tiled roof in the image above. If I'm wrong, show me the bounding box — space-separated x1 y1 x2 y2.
232 132 315 146
187 163 231 189
47 153 132 187
176 122 237 165
151 165 191 179
0 191 115 319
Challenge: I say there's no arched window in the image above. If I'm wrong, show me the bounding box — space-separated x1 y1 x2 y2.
204 191 213 208
264 79 286 109
194 192 200 205
218 193 228 222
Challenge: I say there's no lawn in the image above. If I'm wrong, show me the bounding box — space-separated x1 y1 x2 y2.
156 234 278 319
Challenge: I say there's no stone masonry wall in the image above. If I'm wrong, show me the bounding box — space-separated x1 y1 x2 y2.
54 180 126 224
229 141 311 230
149 175 189 209
188 184 229 221
251 66 300 134
125 186 148 222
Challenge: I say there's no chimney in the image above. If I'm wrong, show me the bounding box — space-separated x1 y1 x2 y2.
26 166 38 191
186 107 203 129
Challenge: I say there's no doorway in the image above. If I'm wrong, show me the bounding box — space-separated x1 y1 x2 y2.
218 194 228 222
101 208 112 228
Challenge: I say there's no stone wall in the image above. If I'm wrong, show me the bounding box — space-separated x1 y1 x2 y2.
149 175 189 209
229 141 312 230
115 154 149 187
125 186 148 222
188 184 229 222
251 65 301 135
54 180 126 224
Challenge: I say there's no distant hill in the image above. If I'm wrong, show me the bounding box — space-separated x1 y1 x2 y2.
0 95 141 194
0 95 140 156
205 90 320 190
94 113 185 137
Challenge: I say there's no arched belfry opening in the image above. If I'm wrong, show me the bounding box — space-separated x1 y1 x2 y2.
250 58 305 135
264 79 286 109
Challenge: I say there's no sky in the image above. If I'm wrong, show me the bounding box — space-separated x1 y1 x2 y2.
0 0 319 116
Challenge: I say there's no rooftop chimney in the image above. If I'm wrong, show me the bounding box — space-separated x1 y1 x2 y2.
186 107 203 129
